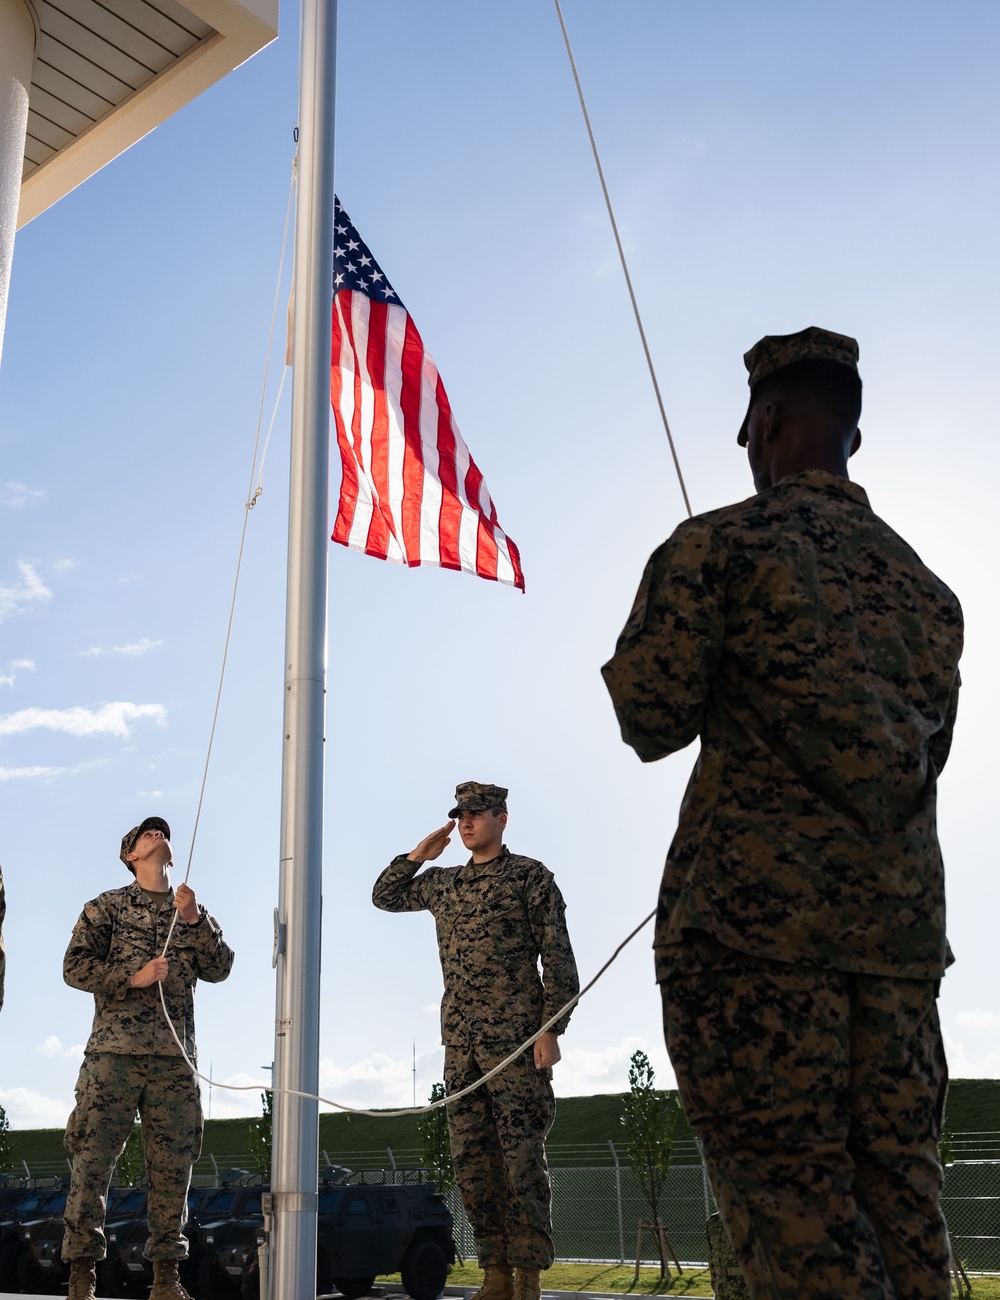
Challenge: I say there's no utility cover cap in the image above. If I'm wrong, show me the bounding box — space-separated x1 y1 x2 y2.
449 781 508 818
738 325 860 446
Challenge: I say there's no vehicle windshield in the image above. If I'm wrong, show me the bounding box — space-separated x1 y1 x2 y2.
112 1189 145 1213
198 1189 238 1216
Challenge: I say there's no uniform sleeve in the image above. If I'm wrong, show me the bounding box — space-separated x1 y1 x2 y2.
527 868 580 1036
183 908 234 984
372 855 436 912
63 896 132 1003
928 667 961 777
601 519 726 762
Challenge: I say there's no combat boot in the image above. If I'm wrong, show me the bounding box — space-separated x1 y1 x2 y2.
150 1258 194 1299
513 1267 542 1300
67 1256 97 1300
471 1262 514 1300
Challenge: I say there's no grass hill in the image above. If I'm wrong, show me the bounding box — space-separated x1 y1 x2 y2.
4 1079 997 1184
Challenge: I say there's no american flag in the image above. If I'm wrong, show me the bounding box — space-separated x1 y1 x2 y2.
329 199 525 591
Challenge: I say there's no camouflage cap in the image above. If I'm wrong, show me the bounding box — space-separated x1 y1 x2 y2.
448 781 508 819
120 815 171 869
738 326 860 446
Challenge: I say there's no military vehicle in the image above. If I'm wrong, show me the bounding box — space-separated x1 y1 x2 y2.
200 1174 455 1300
0 1184 69 1291
17 1185 146 1294
101 1179 262 1297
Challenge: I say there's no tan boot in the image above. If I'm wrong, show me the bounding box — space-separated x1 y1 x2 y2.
513 1267 542 1300
471 1262 515 1300
150 1258 194 1300
67 1256 97 1300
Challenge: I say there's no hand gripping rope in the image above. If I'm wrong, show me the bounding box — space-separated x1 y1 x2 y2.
154 4 695 1117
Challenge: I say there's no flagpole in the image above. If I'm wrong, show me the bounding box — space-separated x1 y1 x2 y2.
270 0 336 1293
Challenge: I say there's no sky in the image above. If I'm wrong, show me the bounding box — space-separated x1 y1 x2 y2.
1 1 999 1132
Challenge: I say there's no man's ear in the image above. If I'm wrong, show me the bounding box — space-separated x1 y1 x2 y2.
761 398 782 442
849 427 862 458
497 812 508 832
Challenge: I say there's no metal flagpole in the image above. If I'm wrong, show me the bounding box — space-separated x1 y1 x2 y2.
269 0 337 1293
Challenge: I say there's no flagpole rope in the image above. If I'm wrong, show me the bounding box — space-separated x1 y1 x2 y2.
553 0 693 520
157 155 297 961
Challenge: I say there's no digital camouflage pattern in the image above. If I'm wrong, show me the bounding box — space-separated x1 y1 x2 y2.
662 935 949 1300
743 326 859 390
0 862 6 1011
62 1053 202 1262
449 781 509 817
445 1042 557 1269
63 880 234 1060
372 846 579 1045
601 470 963 980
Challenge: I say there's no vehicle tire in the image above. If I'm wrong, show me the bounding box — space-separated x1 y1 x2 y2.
400 1239 448 1300
198 1250 240 1299
0 1238 22 1291
331 1275 377 1298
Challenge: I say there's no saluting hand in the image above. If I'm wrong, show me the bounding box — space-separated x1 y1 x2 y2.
408 821 456 864
174 883 200 924
130 957 169 988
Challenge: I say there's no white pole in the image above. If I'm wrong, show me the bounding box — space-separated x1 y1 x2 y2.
269 0 337 1293
0 0 36 366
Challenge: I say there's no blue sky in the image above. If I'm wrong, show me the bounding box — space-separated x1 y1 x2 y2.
1 1 999 1129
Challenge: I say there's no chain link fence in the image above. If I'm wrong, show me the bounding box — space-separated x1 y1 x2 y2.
9 1145 999 1274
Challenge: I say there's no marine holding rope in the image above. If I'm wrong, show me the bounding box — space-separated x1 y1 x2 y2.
373 782 580 1300
602 327 963 1300
61 815 234 1300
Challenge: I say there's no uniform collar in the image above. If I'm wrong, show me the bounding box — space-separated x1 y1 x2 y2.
127 879 174 908
461 844 510 881
775 469 870 509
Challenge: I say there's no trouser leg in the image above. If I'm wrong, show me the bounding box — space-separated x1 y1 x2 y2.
661 943 893 1300
446 1044 510 1266
481 1046 556 1269
848 975 950 1300
140 1056 203 1260
62 1054 142 1261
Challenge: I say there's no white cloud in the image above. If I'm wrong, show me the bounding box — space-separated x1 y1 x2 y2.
53 559 76 572
315 1048 446 1112
0 562 51 623
0 481 46 508
955 1008 1000 1032
80 637 163 658
0 675 13 688
0 701 167 738
11 659 36 671
555 1036 676 1096
0 1086 72 1129
941 1026 1000 1078
202 1073 272 1120
0 764 65 781
137 790 164 797
36 1036 85 1060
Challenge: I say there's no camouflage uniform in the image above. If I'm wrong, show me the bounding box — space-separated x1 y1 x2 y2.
373 799 579 1270
62 877 234 1262
602 330 963 1300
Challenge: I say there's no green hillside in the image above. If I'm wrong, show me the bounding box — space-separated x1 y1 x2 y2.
5 1079 996 1184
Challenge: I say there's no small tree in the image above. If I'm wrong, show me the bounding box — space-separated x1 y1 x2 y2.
114 1120 145 1186
418 1083 454 1193
0 1102 12 1174
248 1091 273 1179
622 1050 681 1276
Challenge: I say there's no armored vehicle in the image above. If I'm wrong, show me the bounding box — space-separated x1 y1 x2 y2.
17 1185 146 1294
202 1175 455 1300
0 1184 69 1291
101 1181 263 1297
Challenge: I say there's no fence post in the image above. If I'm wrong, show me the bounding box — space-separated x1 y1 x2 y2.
608 1141 625 1265
695 1136 712 1220
387 1147 396 1172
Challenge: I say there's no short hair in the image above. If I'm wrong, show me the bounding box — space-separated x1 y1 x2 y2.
752 358 862 428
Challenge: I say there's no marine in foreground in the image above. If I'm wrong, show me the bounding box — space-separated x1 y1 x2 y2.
603 327 963 1300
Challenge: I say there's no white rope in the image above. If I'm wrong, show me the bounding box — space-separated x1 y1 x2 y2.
553 0 693 520
160 906 656 1115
